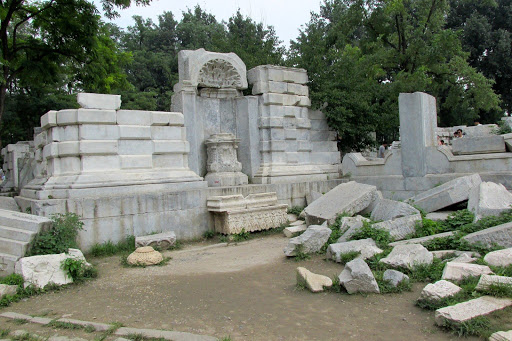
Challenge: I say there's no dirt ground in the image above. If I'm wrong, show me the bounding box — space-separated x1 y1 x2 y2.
1 235 478 340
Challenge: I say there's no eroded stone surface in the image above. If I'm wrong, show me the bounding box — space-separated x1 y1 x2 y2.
380 244 433 270
370 199 419 221
15 253 72 288
337 215 371 242
383 269 409 287
476 274 512 291
435 296 512 326
490 330 512 341
463 222 512 249
135 231 176 250
418 280 462 302
338 258 380 294
372 214 422 240
296 267 332 292
283 225 331 257
441 262 493 281
326 238 383 262
0 284 17 298
468 182 512 221
484 248 512 267
284 224 307 238
126 246 163 266
450 253 477 264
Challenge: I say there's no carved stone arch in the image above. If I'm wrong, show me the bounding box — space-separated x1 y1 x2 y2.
197 59 243 89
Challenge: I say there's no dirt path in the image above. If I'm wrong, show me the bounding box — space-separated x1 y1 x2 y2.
1 235 475 340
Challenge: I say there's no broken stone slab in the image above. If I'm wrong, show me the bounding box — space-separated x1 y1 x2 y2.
380 244 433 270
77 93 121 110
468 182 512 222
452 135 506 155
337 215 371 242
463 222 512 249
431 250 481 259
435 296 512 326
135 231 176 250
287 214 298 223
484 248 512 267
372 213 422 240
338 258 380 294
418 280 462 302
296 267 333 292
476 274 512 291
304 181 378 226
441 262 493 281
326 238 383 262
360 190 383 216
0 284 17 298
450 253 477 264
406 174 482 213
306 190 322 206
290 220 306 226
283 224 307 238
425 211 454 221
490 330 512 341
283 225 331 257
15 253 73 288
389 231 454 247
370 199 419 222
383 269 409 287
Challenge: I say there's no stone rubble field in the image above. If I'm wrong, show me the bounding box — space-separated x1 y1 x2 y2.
285 176 512 339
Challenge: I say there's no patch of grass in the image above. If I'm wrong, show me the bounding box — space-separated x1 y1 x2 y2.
287 206 304 216
61 257 97 283
319 214 349 253
364 248 392 271
491 264 512 277
338 251 360 265
416 277 479 310
125 333 167 341
219 235 229 243
0 329 9 338
411 204 427 218
232 228 250 242
441 316 493 338
373 270 412 294
325 275 343 293
293 244 311 262
89 235 136 257
349 221 393 249
13 318 29 325
203 230 216 239
10 332 43 341
480 283 512 298
406 258 445 282
94 322 125 341
220 337 233 341
295 282 306 291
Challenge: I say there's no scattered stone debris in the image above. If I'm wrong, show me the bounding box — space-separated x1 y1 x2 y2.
441 262 493 281
431 250 481 260
435 296 512 326
283 225 331 257
468 182 512 221
490 330 512 341
283 224 307 238
476 274 512 291
336 215 371 242
407 174 482 213
389 231 455 247
372 214 422 240
304 181 378 226
450 253 477 264
126 246 164 266
0 284 17 299
296 267 333 292
326 238 383 262
418 280 462 302
462 222 512 249
135 231 176 250
484 248 512 267
338 258 380 294
383 269 409 287
370 199 419 221
380 244 433 270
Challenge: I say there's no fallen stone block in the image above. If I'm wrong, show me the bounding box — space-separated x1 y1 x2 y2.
476 274 512 291
370 199 419 221
430 250 481 259
484 248 512 267
283 224 307 238
383 269 409 287
435 296 512 326
283 225 331 257
326 238 383 262
0 284 17 299
452 135 506 155
490 330 512 341
418 280 462 302
441 262 493 281
450 253 477 264
306 191 322 206
380 244 433 270
360 191 383 216
15 253 73 288
338 258 380 294
389 231 454 247
463 222 512 249
468 182 512 221
426 211 454 221
290 220 306 226
304 181 378 226
296 267 333 292
337 215 371 242
287 214 298 223
135 231 176 250
372 214 422 240
407 174 482 213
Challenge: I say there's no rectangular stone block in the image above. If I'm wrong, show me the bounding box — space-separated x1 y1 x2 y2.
49 126 79 142
261 105 285 118
259 117 284 128
435 296 512 326
463 222 512 248
283 106 303 118
54 157 81 175
79 140 118 155
79 125 119 140
120 155 152 169
297 96 311 107
452 136 506 155
310 152 340 164
283 69 308 84
136 231 176 249
260 140 286 152
41 111 57 129
296 118 312 129
153 141 189 154
311 141 338 152
286 152 299 164
152 154 185 168
56 109 78 126
116 110 151 126
284 129 297 140
151 126 183 140
42 143 58 159
77 93 121 110
81 155 120 171
297 141 312 152
119 125 151 140
287 83 309 96
150 111 184 127
58 141 79 156
118 140 153 155
77 109 116 124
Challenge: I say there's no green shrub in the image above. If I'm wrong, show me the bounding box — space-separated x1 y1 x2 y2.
293 244 310 261
349 221 393 249
444 210 475 231
373 270 412 294
414 218 444 238
203 230 216 239
232 228 250 242
287 206 304 216
26 213 84 256
407 258 445 282
60 257 97 282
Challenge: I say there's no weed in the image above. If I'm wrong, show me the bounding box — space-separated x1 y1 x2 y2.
494 120 512 135
373 270 412 294
125 333 167 341
295 282 306 291
0 329 9 337
364 248 392 271
338 251 360 265
349 221 393 249
94 322 124 341
49 320 95 332
25 207 31 214
413 218 444 238
61 257 97 282
293 244 311 262
325 275 343 293
319 214 349 253
220 337 233 341
491 265 512 277
411 204 427 218
27 213 84 256
89 235 136 257
203 230 216 239
441 316 492 338
219 235 229 243
10 331 42 341
407 258 445 282
232 228 250 242
287 206 304 216
480 283 512 298
13 318 29 325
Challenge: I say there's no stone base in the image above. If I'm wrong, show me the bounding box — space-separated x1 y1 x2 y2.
213 205 288 234
252 164 339 184
205 172 248 187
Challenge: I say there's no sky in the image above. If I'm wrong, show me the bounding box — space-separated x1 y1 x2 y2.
100 0 322 46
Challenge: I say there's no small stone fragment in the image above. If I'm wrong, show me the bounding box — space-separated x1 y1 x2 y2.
484 248 512 267
126 246 164 266
418 280 462 302
296 267 333 292
283 225 331 257
326 238 383 261
283 224 307 238
490 330 512 341
338 258 380 294
450 253 477 264
441 262 493 281
383 269 409 287
380 244 433 270
476 274 512 291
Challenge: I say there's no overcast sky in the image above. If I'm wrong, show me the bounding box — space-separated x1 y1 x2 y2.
100 0 322 46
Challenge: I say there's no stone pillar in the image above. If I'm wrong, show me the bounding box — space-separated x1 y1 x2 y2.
399 92 437 177
204 133 248 187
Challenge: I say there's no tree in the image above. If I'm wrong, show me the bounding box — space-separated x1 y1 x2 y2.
289 0 500 150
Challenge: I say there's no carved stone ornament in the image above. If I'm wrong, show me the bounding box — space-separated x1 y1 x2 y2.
204 133 248 187
197 59 243 89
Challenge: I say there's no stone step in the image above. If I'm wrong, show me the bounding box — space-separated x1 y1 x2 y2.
0 253 18 277
0 225 36 242
0 237 28 257
435 296 512 326
0 208 51 232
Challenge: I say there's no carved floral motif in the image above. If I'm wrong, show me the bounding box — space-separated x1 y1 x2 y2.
198 59 243 89
214 207 288 234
